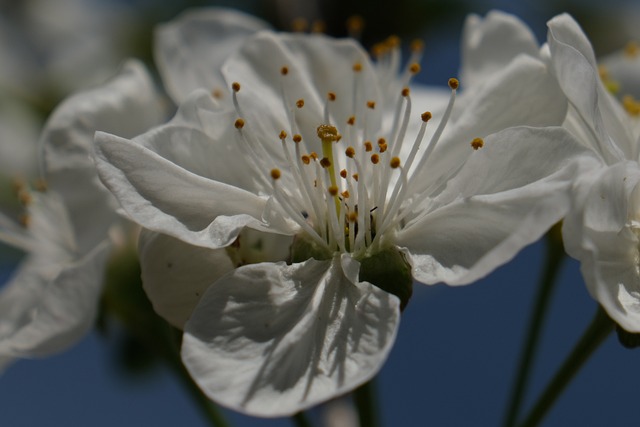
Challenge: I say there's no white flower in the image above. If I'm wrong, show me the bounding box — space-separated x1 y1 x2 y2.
548 14 640 332
0 60 164 370
95 20 592 416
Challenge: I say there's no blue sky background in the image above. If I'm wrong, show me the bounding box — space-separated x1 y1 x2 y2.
2 0 640 426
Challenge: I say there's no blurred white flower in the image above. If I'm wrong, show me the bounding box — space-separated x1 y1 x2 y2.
548 14 640 332
94 11 593 415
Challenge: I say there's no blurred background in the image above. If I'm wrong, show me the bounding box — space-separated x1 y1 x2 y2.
1 0 639 426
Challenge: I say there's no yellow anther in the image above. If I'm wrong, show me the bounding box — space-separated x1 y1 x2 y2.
623 95 640 116
271 169 282 180
293 134 302 143
19 214 30 228
296 99 305 108
320 157 332 168
18 190 32 206
625 41 639 58
409 63 421 74
411 39 424 53
448 78 459 90
421 111 432 122
385 35 400 48
34 178 48 192
12 177 26 193
311 20 326 33
279 130 288 140
390 157 401 169
471 137 484 150
317 124 339 142
327 92 337 101
353 62 363 72
346 15 364 32
348 211 358 222
301 155 311 164
211 88 223 99
401 87 410 97
341 190 350 198
328 185 339 196
364 141 373 152
292 17 308 32
378 142 388 153
345 146 356 158
377 137 386 146
347 116 356 126
371 154 380 164
352 173 359 182
232 82 241 92
234 118 245 129
281 66 289 76
310 152 318 160
372 44 385 58
367 100 376 109
336 134 342 142
340 169 348 179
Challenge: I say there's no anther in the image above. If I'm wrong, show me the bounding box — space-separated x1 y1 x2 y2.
411 39 424 52
292 17 308 32
271 169 282 180
352 173 359 181
340 169 348 178
293 134 302 143
18 190 32 206
341 190 350 198
421 111 432 122
234 118 245 129
367 100 376 109
378 142 388 153
448 78 459 90
232 82 241 92
327 92 337 102
320 157 332 168
19 214 30 228
348 211 358 222
346 15 364 33
301 155 311 164
328 186 339 196
212 88 223 99
345 146 356 158
281 66 289 76
371 154 380 164
311 20 326 33
317 124 339 142
353 62 362 72
385 35 400 48
279 130 288 140
390 157 401 168
310 152 318 160
347 116 356 126
364 141 373 152
625 41 639 58
471 137 484 150
296 99 305 108
409 63 421 74
401 87 410 97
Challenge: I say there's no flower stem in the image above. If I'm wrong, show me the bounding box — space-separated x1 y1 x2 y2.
502 226 565 427
517 306 613 427
353 379 379 427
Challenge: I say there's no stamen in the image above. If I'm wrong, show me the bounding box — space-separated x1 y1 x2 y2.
311 20 326 33
347 15 364 39
367 101 376 109
234 118 245 129
271 169 281 180
292 17 308 32
625 41 639 58
281 66 289 76
296 99 305 108
471 137 484 150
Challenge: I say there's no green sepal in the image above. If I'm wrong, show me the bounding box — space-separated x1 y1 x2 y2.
358 247 413 311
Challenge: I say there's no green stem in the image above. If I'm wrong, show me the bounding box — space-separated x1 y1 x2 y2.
353 380 379 427
502 229 565 427
517 307 614 427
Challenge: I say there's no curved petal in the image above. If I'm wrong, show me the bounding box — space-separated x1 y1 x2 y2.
397 126 599 285
155 7 270 103
412 54 568 196
94 132 292 248
564 162 640 332
41 60 164 251
0 241 110 370
182 255 400 416
547 14 633 163
461 10 540 89
222 32 382 149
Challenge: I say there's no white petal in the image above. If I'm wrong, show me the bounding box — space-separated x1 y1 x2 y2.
222 32 382 147
563 162 640 332
547 14 633 163
155 7 270 103
41 60 164 251
0 241 110 369
398 126 598 285
461 10 540 88
182 255 400 416
139 230 236 329
412 54 568 195
94 132 285 249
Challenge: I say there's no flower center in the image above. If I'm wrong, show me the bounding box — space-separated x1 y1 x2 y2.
229 57 481 259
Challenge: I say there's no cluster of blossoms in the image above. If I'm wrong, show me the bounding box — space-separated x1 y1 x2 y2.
1 5 638 419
